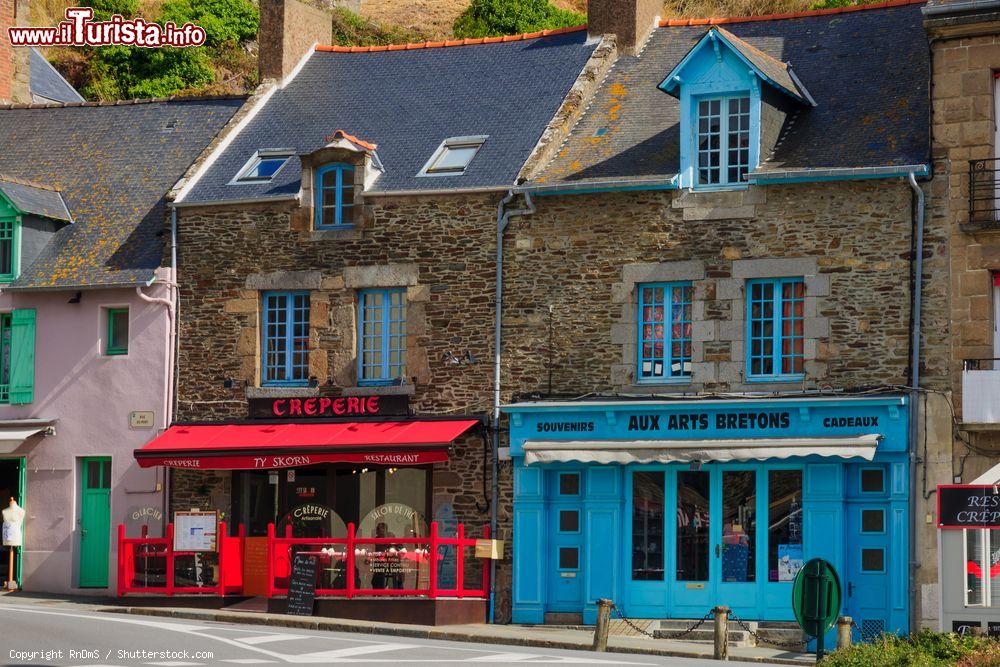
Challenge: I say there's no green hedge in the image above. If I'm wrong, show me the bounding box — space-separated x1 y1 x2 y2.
823 630 1000 667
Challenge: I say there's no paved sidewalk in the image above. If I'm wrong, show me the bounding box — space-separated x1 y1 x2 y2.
0 593 815 665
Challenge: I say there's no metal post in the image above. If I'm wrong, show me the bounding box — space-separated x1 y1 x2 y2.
592 599 613 652
837 616 853 650
713 606 730 661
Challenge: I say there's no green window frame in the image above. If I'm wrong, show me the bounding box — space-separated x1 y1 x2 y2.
0 312 11 403
0 215 20 283
106 308 129 356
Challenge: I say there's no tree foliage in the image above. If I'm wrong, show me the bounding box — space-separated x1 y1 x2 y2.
453 0 585 39
67 0 257 100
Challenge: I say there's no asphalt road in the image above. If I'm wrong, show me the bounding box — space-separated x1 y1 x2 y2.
0 604 772 666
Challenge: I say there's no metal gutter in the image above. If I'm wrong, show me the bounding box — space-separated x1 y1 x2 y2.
514 176 678 196
749 164 930 184
922 0 1000 15
2 280 156 292
504 395 907 411
490 190 535 624
171 195 298 208
363 186 513 197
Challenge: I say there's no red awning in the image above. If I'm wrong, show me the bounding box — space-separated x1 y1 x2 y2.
134 420 479 470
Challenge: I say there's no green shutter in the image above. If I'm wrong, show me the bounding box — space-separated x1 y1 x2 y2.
9 308 35 404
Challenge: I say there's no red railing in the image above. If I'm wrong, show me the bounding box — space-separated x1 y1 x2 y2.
267 521 490 599
117 522 244 596
118 520 490 599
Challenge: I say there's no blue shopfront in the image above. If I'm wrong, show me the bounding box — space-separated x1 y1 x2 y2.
505 396 910 638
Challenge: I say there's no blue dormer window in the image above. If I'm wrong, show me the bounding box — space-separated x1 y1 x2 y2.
697 96 750 186
659 27 814 191
315 163 354 229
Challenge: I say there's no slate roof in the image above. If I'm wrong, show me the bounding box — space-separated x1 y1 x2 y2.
0 177 72 222
535 3 929 187
713 29 809 104
29 48 83 104
181 28 598 202
0 98 243 289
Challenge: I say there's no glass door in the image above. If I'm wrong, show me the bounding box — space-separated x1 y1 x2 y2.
717 469 759 611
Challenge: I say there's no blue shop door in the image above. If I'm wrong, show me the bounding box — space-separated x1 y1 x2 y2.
845 502 892 639
716 468 760 617
548 471 584 612
671 469 715 615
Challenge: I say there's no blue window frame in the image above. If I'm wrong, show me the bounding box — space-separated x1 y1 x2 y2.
262 291 310 386
697 96 750 186
315 163 355 229
358 288 406 385
638 282 692 382
746 277 804 381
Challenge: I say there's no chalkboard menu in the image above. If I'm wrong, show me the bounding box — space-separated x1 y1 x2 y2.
938 485 1000 529
286 554 318 616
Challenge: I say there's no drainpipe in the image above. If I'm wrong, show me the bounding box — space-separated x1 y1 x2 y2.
491 190 535 624
907 170 925 634
134 205 179 530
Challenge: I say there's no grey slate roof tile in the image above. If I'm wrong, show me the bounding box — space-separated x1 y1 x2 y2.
182 30 598 202
29 48 84 104
536 4 929 187
0 98 243 289
0 177 72 222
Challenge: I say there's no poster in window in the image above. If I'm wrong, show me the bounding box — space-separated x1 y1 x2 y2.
777 544 803 582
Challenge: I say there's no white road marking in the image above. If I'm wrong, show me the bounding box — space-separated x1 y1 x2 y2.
294 643 417 662
466 653 542 662
236 634 309 645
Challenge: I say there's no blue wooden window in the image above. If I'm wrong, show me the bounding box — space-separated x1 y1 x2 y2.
746 277 804 380
358 288 406 385
638 282 692 382
697 96 750 186
315 164 355 229
262 292 310 386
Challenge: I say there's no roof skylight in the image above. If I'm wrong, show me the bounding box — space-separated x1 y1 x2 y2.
418 136 487 176
232 151 293 184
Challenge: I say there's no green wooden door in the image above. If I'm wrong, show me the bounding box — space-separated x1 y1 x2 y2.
79 457 111 588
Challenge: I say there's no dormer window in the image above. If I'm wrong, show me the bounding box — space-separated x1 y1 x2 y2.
697 96 750 186
0 178 73 284
0 218 16 282
232 151 293 184
659 28 814 191
315 163 355 229
419 136 487 176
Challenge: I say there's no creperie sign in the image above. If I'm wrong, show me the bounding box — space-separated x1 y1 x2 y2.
247 394 409 420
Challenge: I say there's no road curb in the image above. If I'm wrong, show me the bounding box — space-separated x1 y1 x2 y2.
102 605 815 665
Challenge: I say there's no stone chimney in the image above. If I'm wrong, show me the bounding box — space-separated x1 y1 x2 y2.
258 0 333 82
0 0 30 104
587 0 660 55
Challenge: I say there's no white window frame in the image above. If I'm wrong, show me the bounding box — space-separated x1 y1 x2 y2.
963 527 1000 607
229 150 294 185
417 135 488 177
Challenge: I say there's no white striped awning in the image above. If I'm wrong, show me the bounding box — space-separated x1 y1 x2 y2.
522 434 882 465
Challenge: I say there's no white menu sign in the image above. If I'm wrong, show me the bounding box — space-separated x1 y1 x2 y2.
173 511 218 552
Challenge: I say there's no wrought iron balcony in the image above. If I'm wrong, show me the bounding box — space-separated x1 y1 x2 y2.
962 359 1000 428
970 159 1000 225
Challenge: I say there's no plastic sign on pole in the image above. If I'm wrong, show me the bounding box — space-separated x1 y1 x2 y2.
792 558 842 660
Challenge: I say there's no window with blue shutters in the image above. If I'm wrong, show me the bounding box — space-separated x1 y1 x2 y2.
637 282 692 382
746 278 804 381
696 96 751 186
315 164 355 229
262 292 310 386
358 288 406 385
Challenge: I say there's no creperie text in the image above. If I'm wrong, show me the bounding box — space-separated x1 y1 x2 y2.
272 396 381 417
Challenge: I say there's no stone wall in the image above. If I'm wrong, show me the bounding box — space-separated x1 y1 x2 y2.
501 182 930 398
